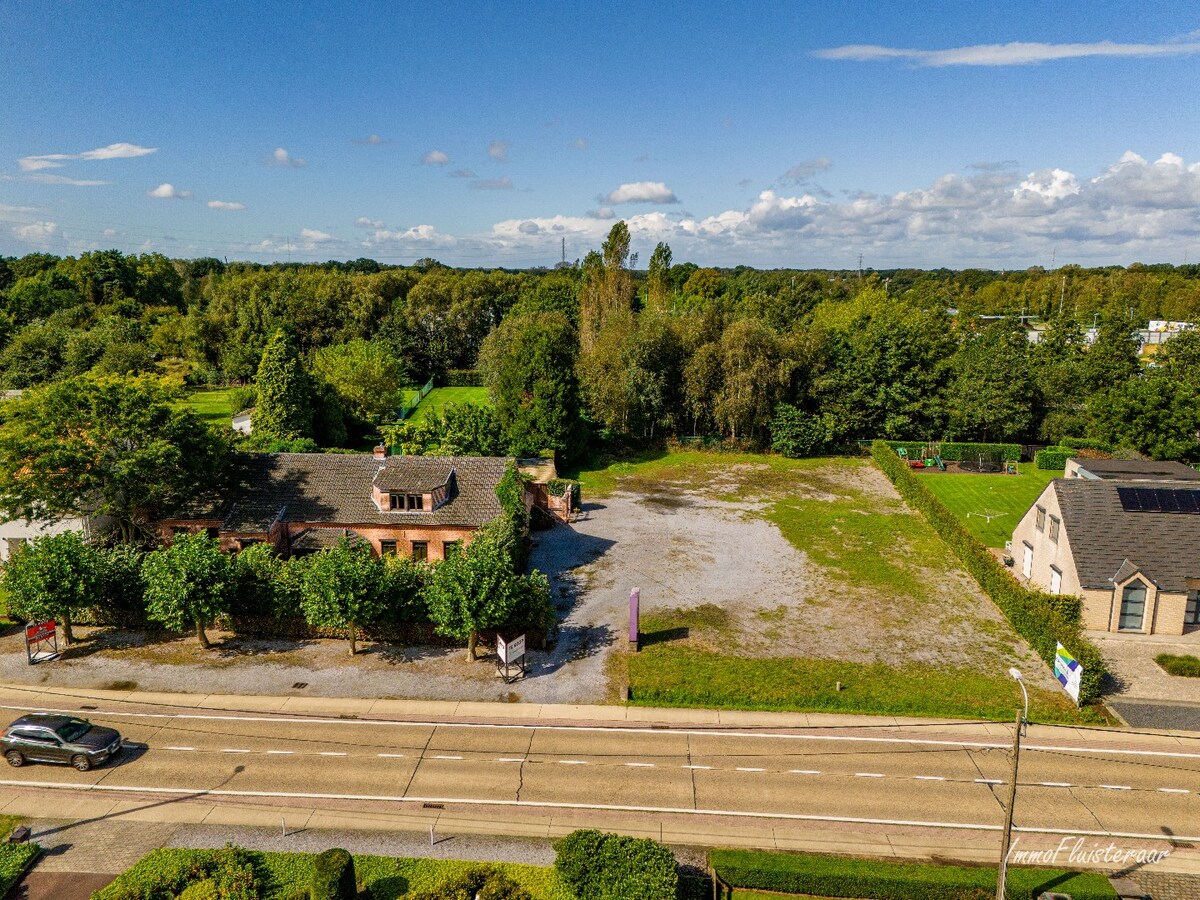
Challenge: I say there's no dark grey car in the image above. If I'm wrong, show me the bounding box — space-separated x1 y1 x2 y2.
2 714 122 772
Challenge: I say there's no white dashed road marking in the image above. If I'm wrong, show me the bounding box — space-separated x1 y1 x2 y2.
164 746 195 752
1158 788 1190 794
790 770 821 775
559 760 589 765
914 776 945 781
625 762 655 767
221 749 251 754
433 755 464 761
736 767 766 773
855 773 885 778
1099 785 1132 791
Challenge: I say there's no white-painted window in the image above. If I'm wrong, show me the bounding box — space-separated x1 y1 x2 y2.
1035 506 1046 532
1022 542 1033 579
1049 566 1062 594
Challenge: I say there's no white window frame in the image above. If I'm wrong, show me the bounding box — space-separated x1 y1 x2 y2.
1049 566 1062 595
1022 542 1034 579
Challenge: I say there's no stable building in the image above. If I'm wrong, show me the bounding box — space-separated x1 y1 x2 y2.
1011 474 1200 635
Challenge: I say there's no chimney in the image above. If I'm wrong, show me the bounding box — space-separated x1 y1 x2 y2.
373 444 388 460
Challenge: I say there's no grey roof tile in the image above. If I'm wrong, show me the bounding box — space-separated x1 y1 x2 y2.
1055 478 1200 591
1071 458 1200 481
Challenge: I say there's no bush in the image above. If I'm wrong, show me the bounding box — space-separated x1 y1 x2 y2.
770 404 834 458
709 849 1117 900
545 478 582 510
228 384 256 416
1156 653 1200 677
0 842 40 895
553 829 677 900
939 442 1022 462
310 848 356 900
872 441 1106 704
443 369 484 387
176 879 219 900
94 847 261 900
1035 446 1072 469
1060 436 1112 452
409 865 532 900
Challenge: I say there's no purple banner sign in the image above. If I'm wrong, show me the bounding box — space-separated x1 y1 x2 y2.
629 587 640 650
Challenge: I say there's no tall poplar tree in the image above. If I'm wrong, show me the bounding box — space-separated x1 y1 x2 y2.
254 327 313 441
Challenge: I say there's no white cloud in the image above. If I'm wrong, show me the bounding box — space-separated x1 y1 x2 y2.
488 140 510 162
148 183 191 199
355 216 385 229
299 228 333 242
353 134 390 145
421 149 449 165
24 173 109 186
474 177 513 190
574 138 588 151
13 221 58 244
208 200 245 210
815 39 1200 67
267 147 306 167
781 157 832 183
18 142 156 171
603 181 679 204
0 204 39 216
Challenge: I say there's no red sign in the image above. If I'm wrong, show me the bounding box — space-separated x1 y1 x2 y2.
25 621 56 643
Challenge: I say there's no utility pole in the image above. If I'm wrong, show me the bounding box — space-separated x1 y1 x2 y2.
995 710 1023 900
561 237 566 266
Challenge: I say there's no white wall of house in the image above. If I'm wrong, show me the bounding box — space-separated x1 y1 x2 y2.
0 516 91 561
1011 481 1083 597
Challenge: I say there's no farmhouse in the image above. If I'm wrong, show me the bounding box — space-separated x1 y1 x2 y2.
160 447 521 561
1011 466 1200 635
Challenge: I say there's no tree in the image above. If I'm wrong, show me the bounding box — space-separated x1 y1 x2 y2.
298 537 385 655
254 326 313 441
579 223 634 353
1081 316 1140 394
141 532 233 649
770 404 835 458
0 375 231 544
478 311 581 455
645 242 673 312
2 531 103 646
425 519 543 661
713 318 791 442
1088 375 1200 461
312 339 407 423
945 320 1035 442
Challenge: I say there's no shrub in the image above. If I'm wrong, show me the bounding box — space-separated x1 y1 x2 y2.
0 842 41 896
310 848 356 900
553 829 677 900
545 478 582 510
409 865 532 900
872 441 1106 704
228 384 257 416
93 847 262 900
1156 654 1200 677
939 442 1022 462
1060 436 1112 452
1035 446 1072 469
709 849 1117 900
176 879 219 900
770 404 835 458
443 369 484 387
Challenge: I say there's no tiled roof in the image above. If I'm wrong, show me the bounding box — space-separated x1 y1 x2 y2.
373 457 455 493
1072 458 1200 481
180 453 511 532
290 527 366 551
1055 478 1200 592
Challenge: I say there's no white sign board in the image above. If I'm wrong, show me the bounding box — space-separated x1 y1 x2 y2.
497 634 526 664
1054 642 1082 704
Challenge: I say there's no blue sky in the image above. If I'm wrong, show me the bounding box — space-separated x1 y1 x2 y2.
4 1 1200 268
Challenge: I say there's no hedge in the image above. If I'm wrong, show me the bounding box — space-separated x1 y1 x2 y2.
553 830 677 900
1060 437 1112 452
1035 446 1072 469
709 850 1117 900
0 842 40 896
872 441 1106 704
311 848 356 899
1155 653 1200 677
443 369 484 387
940 442 1022 462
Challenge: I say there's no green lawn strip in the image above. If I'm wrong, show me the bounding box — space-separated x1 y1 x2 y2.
94 848 573 900
572 449 831 498
918 468 1062 549
627 644 1098 723
407 386 492 423
710 849 1116 900
1155 653 1200 677
177 388 239 428
0 841 41 895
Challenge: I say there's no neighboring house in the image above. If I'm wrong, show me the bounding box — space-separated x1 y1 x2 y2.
0 515 96 562
159 447 524 561
1011 468 1200 635
231 408 253 435
1064 458 1200 481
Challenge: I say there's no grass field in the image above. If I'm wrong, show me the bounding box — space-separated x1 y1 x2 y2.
406 386 491 422
917 465 1063 548
177 388 239 429
576 451 1097 724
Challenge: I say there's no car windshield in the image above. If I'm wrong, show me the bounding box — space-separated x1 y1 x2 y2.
54 720 91 742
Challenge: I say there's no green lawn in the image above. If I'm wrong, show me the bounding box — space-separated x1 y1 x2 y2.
917 466 1063 548
406 386 491 422
177 388 239 428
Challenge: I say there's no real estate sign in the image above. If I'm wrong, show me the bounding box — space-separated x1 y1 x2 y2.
497 634 525 665
1054 642 1083 704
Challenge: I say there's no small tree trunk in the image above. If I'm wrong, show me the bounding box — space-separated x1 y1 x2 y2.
349 623 357 656
61 611 74 648
195 618 211 650
467 630 478 661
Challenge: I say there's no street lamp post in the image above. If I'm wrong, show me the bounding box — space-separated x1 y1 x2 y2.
996 669 1027 900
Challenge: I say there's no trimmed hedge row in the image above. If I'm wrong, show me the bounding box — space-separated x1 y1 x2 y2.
872 441 1106 704
709 849 1117 900
311 848 356 899
940 441 1022 462
1060 437 1112 452
0 842 40 896
1036 446 1072 469
553 830 677 900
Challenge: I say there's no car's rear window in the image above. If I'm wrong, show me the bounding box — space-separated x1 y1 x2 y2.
55 721 91 742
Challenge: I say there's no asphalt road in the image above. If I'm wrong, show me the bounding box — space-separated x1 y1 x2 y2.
2 687 1199 844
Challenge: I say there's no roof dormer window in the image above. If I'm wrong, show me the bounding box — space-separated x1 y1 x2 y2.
389 493 425 511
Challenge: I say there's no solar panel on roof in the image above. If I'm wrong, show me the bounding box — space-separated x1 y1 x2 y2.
1117 486 1200 513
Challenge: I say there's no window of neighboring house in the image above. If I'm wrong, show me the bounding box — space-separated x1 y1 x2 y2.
444 540 462 558
411 540 428 562
205 527 219 539
1022 542 1033 579
1035 506 1046 532
1119 580 1148 632
1049 566 1062 594
171 526 190 537
408 494 425 511
1186 590 1200 627
389 493 403 511
1048 515 1060 544
380 540 397 556
389 493 426 511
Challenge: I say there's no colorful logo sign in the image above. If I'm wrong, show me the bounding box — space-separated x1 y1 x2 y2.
1054 642 1083 704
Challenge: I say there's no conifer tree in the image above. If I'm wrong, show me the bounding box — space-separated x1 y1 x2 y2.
254 326 313 441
